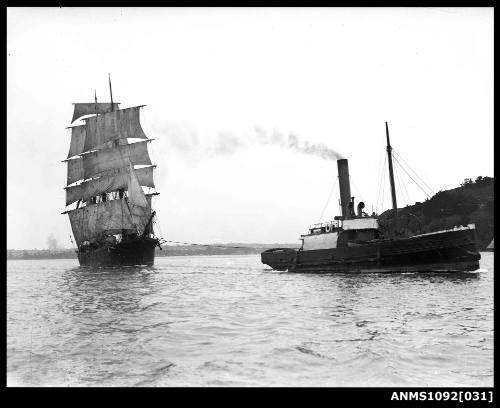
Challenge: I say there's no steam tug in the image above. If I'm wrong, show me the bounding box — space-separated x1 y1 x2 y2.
261 123 481 273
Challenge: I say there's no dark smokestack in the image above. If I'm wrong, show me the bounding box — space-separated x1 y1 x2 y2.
337 159 352 219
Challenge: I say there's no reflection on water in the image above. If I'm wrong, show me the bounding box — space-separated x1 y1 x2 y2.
7 253 493 387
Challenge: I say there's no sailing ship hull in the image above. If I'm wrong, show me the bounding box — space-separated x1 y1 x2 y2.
261 228 481 273
77 237 158 267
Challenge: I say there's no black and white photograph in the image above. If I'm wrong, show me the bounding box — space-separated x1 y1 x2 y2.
7 7 493 389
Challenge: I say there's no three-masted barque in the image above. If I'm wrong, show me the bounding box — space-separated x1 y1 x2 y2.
261 123 481 273
63 78 160 266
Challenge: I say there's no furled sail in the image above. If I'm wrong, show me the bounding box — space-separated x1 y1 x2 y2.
66 140 152 185
67 125 86 159
71 102 120 123
65 166 155 206
67 198 136 246
127 163 151 234
83 106 147 152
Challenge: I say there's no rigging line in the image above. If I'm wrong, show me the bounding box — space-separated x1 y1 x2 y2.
64 216 77 250
349 175 365 203
374 147 385 209
375 149 386 212
377 147 386 181
380 156 388 214
393 149 434 195
152 218 161 238
317 177 338 222
393 159 404 206
393 158 409 207
391 157 404 206
395 158 412 206
392 154 432 200
375 153 387 213
375 145 385 187
398 164 411 206
392 149 435 195
392 155 432 199
156 221 165 240
164 240 271 251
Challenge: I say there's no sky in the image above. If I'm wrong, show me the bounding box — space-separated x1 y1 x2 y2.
7 7 493 249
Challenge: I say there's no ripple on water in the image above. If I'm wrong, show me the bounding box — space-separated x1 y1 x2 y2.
7 253 494 387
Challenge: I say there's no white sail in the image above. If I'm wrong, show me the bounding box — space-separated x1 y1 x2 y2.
127 163 149 207
66 140 152 185
67 198 136 246
67 125 86 158
84 140 152 179
83 106 147 152
67 125 123 161
127 163 151 234
65 96 158 252
65 166 155 206
71 102 120 123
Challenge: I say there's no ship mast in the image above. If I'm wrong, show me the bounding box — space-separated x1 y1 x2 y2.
385 122 398 232
108 73 114 112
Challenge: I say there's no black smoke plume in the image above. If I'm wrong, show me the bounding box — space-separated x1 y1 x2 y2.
160 122 344 161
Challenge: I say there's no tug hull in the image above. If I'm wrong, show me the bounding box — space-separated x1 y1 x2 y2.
261 228 480 273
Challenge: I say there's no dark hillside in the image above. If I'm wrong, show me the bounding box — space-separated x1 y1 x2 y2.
378 176 493 250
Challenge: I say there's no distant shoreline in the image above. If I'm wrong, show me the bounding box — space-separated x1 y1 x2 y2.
6 244 300 260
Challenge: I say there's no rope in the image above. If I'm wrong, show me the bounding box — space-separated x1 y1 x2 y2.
375 146 385 188
393 158 411 206
150 213 164 241
393 149 435 196
65 216 77 250
349 175 365 203
380 169 387 214
317 177 338 222
376 148 386 193
398 159 412 205
375 150 386 213
163 240 271 250
153 217 164 240
376 153 387 214
392 155 432 199
393 161 404 206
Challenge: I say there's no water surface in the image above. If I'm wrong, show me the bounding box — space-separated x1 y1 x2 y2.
7 253 493 386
